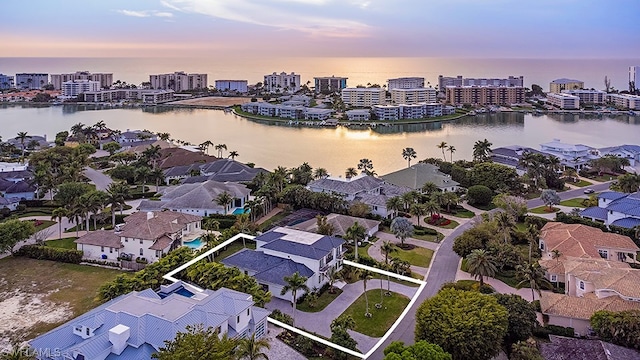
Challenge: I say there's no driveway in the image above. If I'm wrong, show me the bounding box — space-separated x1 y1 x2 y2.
83 166 113 191
526 181 611 208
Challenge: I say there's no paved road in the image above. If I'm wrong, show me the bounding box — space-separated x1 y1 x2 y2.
526 182 611 208
83 166 113 191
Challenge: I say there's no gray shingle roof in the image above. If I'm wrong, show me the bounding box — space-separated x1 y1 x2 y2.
290 213 380 237
75 230 123 248
257 227 344 260
222 249 314 286
155 180 250 212
307 174 384 195
5 180 36 194
539 335 640 360
381 163 459 190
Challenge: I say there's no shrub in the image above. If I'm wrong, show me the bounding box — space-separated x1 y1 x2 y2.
466 185 493 206
269 309 293 326
524 215 550 230
545 324 574 338
82 259 121 268
15 245 83 264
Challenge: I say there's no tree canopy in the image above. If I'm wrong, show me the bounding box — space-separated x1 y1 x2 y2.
493 293 538 347
152 324 239 360
383 340 452 360
0 219 36 254
590 309 640 350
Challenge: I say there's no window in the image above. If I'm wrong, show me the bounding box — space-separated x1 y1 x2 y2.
247 308 250 316
140 239 143 244
598 249 608 259
237 316 240 323
539 241 545 251
109 247 113 253
579 281 585 290
550 275 557 282
125 238 128 242
140 248 144 256
86 327 90 336
101 246 104 252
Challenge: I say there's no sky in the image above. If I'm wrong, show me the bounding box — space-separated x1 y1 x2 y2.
1 0 639 58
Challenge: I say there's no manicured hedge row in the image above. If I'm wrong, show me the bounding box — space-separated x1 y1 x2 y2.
16 245 83 264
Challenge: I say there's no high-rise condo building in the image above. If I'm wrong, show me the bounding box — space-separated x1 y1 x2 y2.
62 80 101 97
387 77 425 90
149 71 208 91
50 71 113 90
0 74 14 90
313 76 348 94
15 73 48 90
445 86 525 106
215 80 248 93
341 87 386 107
438 76 523 92
391 88 437 104
630 66 640 92
263 72 301 93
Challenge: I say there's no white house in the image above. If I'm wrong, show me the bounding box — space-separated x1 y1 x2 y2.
539 139 599 170
222 227 345 302
580 191 640 229
75 211 202 263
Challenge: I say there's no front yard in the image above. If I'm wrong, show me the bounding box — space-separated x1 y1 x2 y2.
297 288 343 313
529 206 560 214
0 257 122 344
559 198 588 208
340 290 410 337
391 245 433 268
45 237 78 249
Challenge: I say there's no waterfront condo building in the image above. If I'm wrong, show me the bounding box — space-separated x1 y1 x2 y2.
391 88 437 104
341 87 386 107
214 80 248 93
15 73 48 90
314 76 348 94
0 74 14 89
549 78 584 93
438 75 523 91
50 71 113 90
263 72 300 93
445 85 525 106
387 77 425 90
547 93 580 110
149 71 208 91
562 89 607 105
607 93 640 110
630 66 639 92
373 103 449 120
62 80 101 97
82 89 175 104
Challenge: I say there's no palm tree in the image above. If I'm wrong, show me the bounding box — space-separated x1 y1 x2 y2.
106 182 130 227
380 241 397 264
421 182 439 195
357 158 374 176
551 249 562 289
51 207 68 240
402 147 417 167
516 262 551 301
228 150 239 160
437 141 448 162
390 217 414 247
215 191 234 215
358 268 373 317
281 272 310 326
313 167 328 179
149 167 165 192
472 139 493 162
495 211 514 243
199 140 213 154
443 192 459 213
466 249 497 287
617 173 640 193
157 132 171 141
385 196 404 218
215 143 227 158
409 203 427 226
447 145 456 163
345 222 366 261
142 145 162 168
237 333 271 360
15 131 31 162
424 200 440 218
135 166 152 198
345 167 358 179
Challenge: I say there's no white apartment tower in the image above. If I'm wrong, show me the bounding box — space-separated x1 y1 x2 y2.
341 87 386 107
50 71 113 90
391 88 437 104
149 71 208 92
0 74 14 90
263 72 300 93
62 80 100 97
387 77 425 90
15 73 48 90
630 66 639 92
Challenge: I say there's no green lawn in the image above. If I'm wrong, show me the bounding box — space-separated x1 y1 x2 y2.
212 240 256 261
469 202 496 211
570 180 593 188
29 219 56 231
258 211 290 231
411 232 443 243
340 290 410 337
0 257 122 341
529 206 560 214
559 198 587 208
452 209 475 218
392 246 433 268
515 221 528 232
435 219 459 229
297 288 343 313
45 237 78 249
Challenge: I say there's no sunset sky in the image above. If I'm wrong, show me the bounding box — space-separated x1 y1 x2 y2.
2 0 639 58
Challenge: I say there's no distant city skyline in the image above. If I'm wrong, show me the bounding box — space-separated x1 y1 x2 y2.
2 0 639 58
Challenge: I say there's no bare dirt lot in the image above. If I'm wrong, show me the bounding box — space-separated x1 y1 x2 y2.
0 257 121 350
170 96 255 107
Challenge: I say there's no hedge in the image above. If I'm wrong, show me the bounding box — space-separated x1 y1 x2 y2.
16 244 83 264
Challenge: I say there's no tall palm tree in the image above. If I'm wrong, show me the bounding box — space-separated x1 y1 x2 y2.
106 181 130 227
447 145 456 163
357 158 374 176
51 207 69 240
409 203 427 226
345 167 358 179
199 140 213 154
466 249 497 287
157 132 171 141
313 167 328 179
228 150 239 160
135 166 152 197
516 262 551 301
149 167 165 192
281 272 310 326
345 222 366 261
215 191 234 215
215 143 227 158
424 200 440 217
358 268 373 317
472 139 493 162
402 147 417 167
237 333 271 360
385 196 404 218
380 241 397 264
142 145 162 168
443 192 459 213
327 266 340 294
495 211 514 243
15 131 31 162
436 141 448 162
421 182 439 195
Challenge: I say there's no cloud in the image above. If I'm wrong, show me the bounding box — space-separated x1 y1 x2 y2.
161 0 371 37
117 9 174 18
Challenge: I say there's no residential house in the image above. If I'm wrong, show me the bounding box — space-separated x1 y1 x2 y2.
580 191 640 229
345 109 371 121
154 147 218 169
539 139 600 170
7 135 50 151
222 227 345 302
491 146 544 175
176 159 267 185
549 78 584 93
30 281 269 359
0 180 37 201
138 180 250 216
0 196 19 212
381 163 459 193
290 213 380 238
75 211 202 263
598 144 640 167
117 130 158 144
539 335 640 360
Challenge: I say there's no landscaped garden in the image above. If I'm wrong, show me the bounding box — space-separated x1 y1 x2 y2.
559 197 588 208
298 288 343 313
340 290 410 337
529 206 560 214
391 246 433 268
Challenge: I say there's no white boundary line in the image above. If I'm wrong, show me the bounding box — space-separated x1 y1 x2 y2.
163 233 428 359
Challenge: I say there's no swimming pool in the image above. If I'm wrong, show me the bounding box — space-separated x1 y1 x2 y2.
184 237 204 249
232 208 249 215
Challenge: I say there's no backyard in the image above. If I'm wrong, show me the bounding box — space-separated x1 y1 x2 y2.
45 237 78 249
340 290 410 337
0 257 122 346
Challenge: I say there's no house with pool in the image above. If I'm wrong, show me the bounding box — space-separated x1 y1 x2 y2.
221 227 345 302
138 180 250 216
75 211 203 263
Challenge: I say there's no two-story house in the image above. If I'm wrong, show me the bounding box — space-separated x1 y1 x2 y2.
580 191 640 230
30 281 269 359
539 139 600 170
221 227 345 302
75 211 202 263
381 163 460 193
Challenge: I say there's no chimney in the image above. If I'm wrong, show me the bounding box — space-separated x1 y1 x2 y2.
147 212 154 220
109 324 130 355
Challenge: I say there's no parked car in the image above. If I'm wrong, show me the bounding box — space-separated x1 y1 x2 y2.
584 188 595 194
